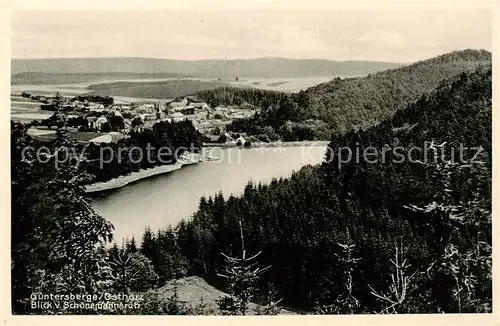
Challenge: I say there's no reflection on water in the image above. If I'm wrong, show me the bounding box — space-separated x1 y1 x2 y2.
91 146 327 243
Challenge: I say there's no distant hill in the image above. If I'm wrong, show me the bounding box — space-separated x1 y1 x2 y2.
87 79 230 99
11 57 401 78
300 49 492 133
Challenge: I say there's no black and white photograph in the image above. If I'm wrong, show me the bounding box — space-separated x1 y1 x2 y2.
5 0 496 319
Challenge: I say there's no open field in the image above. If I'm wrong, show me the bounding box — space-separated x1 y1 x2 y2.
11 101 42 109
10 112 54 122
11 85 90 96
11 96 52 122
144 276 295 315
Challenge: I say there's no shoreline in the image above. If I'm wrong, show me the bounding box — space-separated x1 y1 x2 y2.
203 140 330 148
84 141 329 193
85 159 200 193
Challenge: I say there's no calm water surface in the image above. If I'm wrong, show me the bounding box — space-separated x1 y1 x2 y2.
91 146 327 243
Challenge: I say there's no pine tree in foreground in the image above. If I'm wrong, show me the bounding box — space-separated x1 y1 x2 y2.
368 244 416 314
216 219 271 315
404 143 492 312
316 229 362 314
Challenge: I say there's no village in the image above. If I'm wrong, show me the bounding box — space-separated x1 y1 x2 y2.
15 92 261 146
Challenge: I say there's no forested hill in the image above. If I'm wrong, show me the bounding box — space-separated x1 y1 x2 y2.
301 49 491 133
195 49 491 140
156 67 491 313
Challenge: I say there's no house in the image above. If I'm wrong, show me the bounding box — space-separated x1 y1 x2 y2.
231 132 248 139
182 114 196 121
90 106 106 113
205 134 221 143
179 107 195 115
195 111 209 120
86 117 97 129
133 121 156 133
141 121 156 130
167 98 188 109
185 96 203 104
87 132 128 144
107 131 128 142
167 102 185 109
235 135 247 146
198 121 211 128
123 120 131 132
232 113 245 119
190 102 206 108
224 132 234 142
95 116 108 131
89 134 113 144
170 112 185 122
138 104 155 111
141 113 157 121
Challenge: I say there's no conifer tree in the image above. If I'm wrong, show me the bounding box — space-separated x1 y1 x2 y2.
216 219 270 315
404 146 492 312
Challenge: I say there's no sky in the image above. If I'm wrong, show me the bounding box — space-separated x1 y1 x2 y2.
12 8 493 63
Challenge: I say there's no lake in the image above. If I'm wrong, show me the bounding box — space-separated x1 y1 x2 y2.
90 145 328 244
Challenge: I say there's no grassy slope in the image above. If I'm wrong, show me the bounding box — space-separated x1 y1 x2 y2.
142 276 295 315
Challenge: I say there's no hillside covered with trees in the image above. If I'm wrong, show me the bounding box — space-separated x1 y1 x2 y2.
10 51 492 315
302 49 491 133
88 79 230 99
197 49 491 139
142 66 492 313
